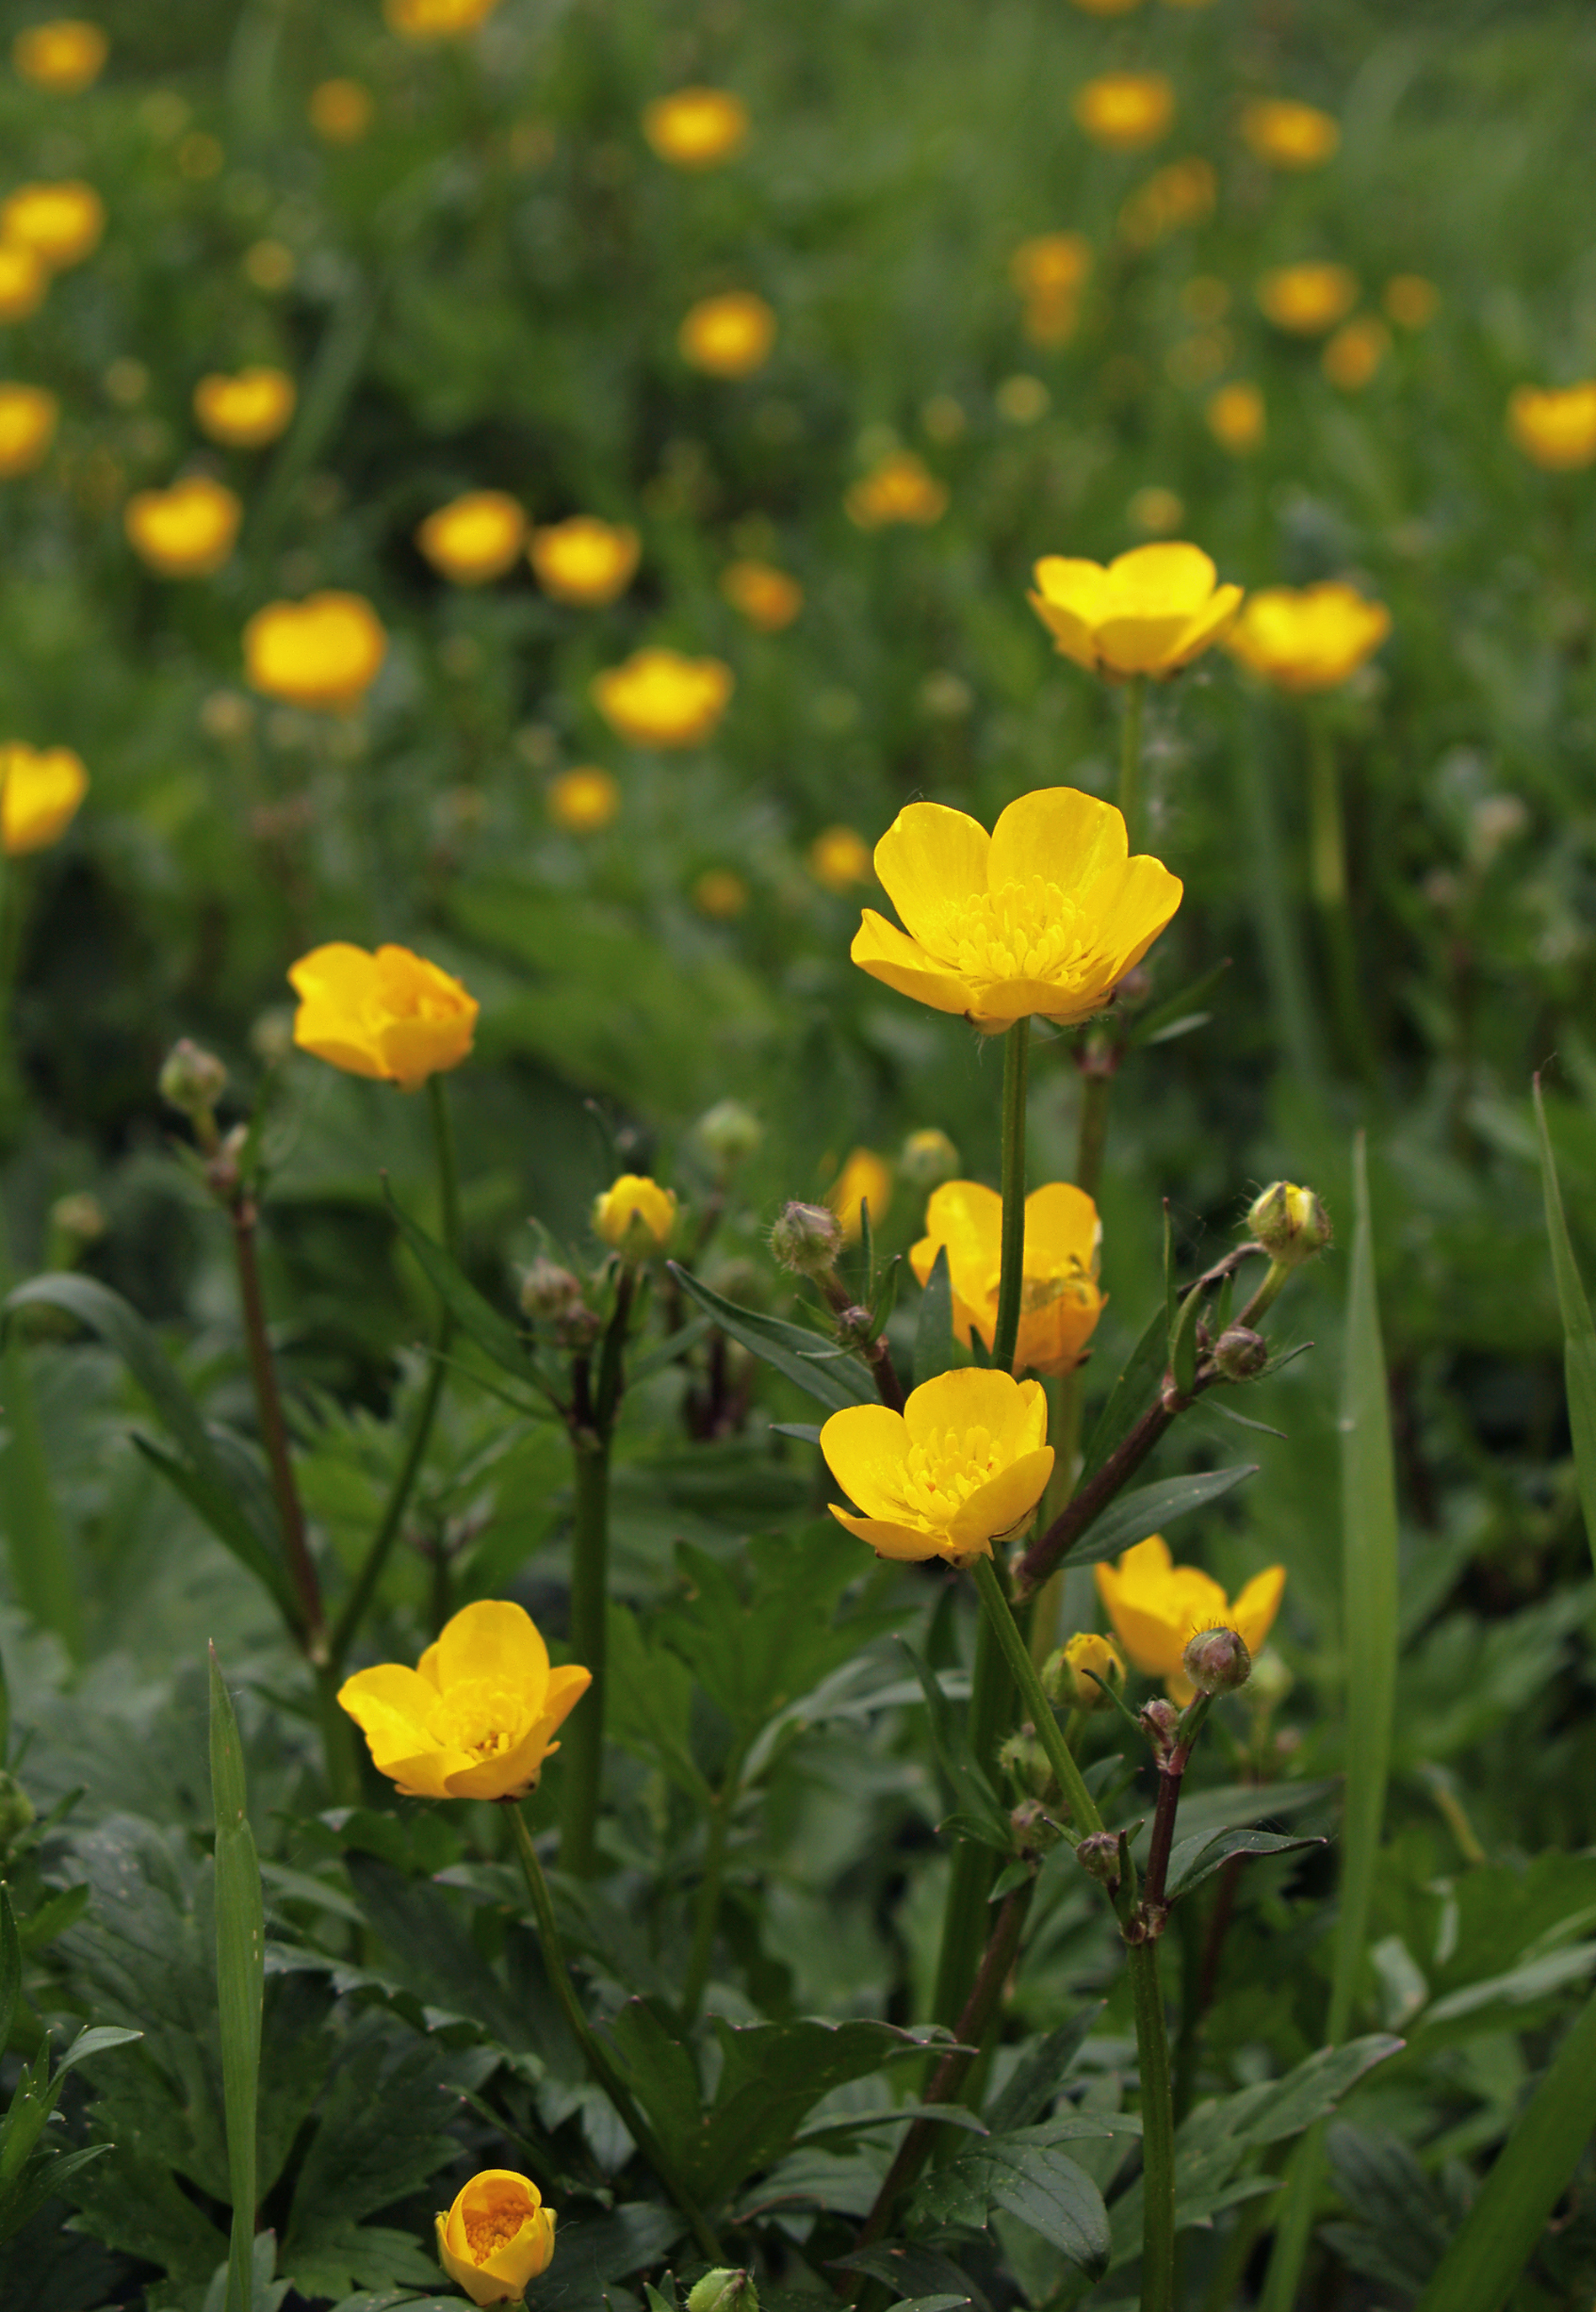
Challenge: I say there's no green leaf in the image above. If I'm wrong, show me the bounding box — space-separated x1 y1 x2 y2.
1167 1278 1203 1400
210 1647 264 2312
668 1265 878 1412
1079 1302 1167 1479
830 2244 990 2312
0 1883 18 2051
1126 957 1231 1050
897 1639 1014 1851
1163 1828 1325 1902
982 2010 1101 2134
383 1187 543 1392
127 1435 292 1618
914 1245 959 1388
907 2128 1112 2277
1057 1464 1258 1568
1535 1075 1596 1571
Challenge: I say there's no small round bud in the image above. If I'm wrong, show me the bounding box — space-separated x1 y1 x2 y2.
688 2273 758 2312
1042 1631 1126 1713
1213 1325 1268 1380
50 1192 106 1246
899 1126 960 1189
999 1723 1055 1801
1181 1624 1252 1696
159 1037 227 1120
1246 1181 1332 1266
1139 1698 1181 1759
769 1199 842 1278
1010 1798 1060 1850
249 1007 295 1065
693 1099 764 1172
1075 1831 1120 1884
834 1303 876 1350
204 1121 248 1199
520 1258 584 1324
0 1770 35 1857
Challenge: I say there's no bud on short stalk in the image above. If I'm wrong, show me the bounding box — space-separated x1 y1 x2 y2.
1212 1324 1268 1380
999 1722 1056 1802
1246 1181 1331 1267
769 1198 842 1279
1075 1831 1120 1885
688 2273 758 2312
1181 1624 1252 1696
159 1038 228 1143
520 1257 585 1326
833 1303 877 1351
693 1098 763 1173
1042 1631 1125 1713
1010 1797 1061 1850
1139 1697 1181 1763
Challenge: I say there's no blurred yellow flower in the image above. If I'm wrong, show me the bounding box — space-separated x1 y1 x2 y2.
912 1179 1103 1377
288 941 478 1090
384 0 501 37
997 374 1050 424
1011 233 1091 347
851 786 1182 1033
0 383 57 476
845 450 948 529
721 558 804 631
1321 314 1389 390
308 78 374 144
1239 98 1340 170
1383 274 1440 330
807 824 872 891
822 1368 1054 1565
1256 262 1360 335
245 593 387 710
1128 486 1183 536
1205 379 1265 454
123 474 242 577
12 19 106 92
1069 0 1142 11
1072 73 1175 154
194 366 297 448
594 1173 677 1251
338 1600 588 1799
693 868 749 919
1506 382 1596 472
529 514 640 605
0 741 87 855
826 1147 893 1242
678 290 776 377
1030 542 1242 678
437 2171 557 2307
0 243 47 321
546 767 620 833
642 86 749 169
0 178 104 269
1225 581 1391 692
1119 156 1215 249
591 648 733 748
1097 1533 1285 1703
416 490 527 584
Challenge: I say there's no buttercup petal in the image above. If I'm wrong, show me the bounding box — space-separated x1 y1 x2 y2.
901 1365 1032 1447
913 1180 1003 1317
1165 582 1244 668
949 1446 1055 1551
1023 1181 1101 1274
872 802 990 952
1097 855 1185 981
336 1662 438 1749
850 911 975 1015
376 1744 474 1799
828 1506 946 1560
432 1599 551 1701
1230 1565 1286 1653
1027 588 1099 671
820 1402 912 1519
1093 610 1208 676
1106 541 1217 612
986 786 1129 900
1032 556 1115 622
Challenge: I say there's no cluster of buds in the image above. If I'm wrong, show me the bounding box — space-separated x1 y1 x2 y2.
520 1256 600 1350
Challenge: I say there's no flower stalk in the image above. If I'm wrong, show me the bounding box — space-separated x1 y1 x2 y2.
1118 672 1148 855
560 1264 633 1877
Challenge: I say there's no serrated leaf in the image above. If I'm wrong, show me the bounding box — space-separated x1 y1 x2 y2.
668 1265 877 1412
1164 1828 1324 1902
1058 1465 1258 1569
908 2129 1111 2277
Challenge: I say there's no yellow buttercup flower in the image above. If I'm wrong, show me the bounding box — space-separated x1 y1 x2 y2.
1205 380 1265 454
822 1367 1054 1566
594 1173 677 1252
721 558 804 631
0 384 57 476
338 1600 588 1800
546 767 620 833
850 786 1182 1034
529 515 640 606
0 179 103 270
1072 73 1175 154
0 243 47 321
0 741 87 855
416 491 527 585
384 0 501 38
437 2171 556 2307
1239 98 1340 170
1226 582 1391 693
309 78 374 144
1010 233 1092 299
1506 383 1596 472
1383 274 1439 330
826 1147 893 1243
1069 0 1142 12
1256 262 1359 336
678 290 776 378
288 941 479 1090
123 474 241 578
591 647 733 749
1096 1533 1285 1703
1321 314 1388 391
642 87 750 170
807 824 872 892
693 868 748 919
911 1180 1103 1377
845 450 948 529
193 366 297 448
1118 156 1215 249
13 20 107 92
1029 542 1243 679
244 592 387 710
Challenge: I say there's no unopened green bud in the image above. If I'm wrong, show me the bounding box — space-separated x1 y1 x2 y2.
899 1126 960 1189
159 1037 227 1121
1213 1325 1268 1380
1010 1798 1060 1851
1139 1698 1181 1761
769 1199 842 1278
520 1257 584 1325
1181 1625 1252 1696
249 1007 295 1064
50 1192 106 1246
1042 1632 1125 1713
1075 1831 1120 1884
833 1303 876 1350
1246 1181 1331 1266
693 1099 764 1172
688 2272 757 2312
999 1722 1055 1800
1246 1649 1293 1710
0 1770 35 1855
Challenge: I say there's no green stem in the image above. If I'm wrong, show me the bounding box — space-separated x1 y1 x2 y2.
1127 1936 1177 2312
507 1807 724 2263
560 1436 610 1877
1117 675 1148 854
1240 700 1327 1101
679 1745 746 2028
231 1198 324 1659
929 1608 1008 2032
992 1018 1031 1375
969 1555 1103 1840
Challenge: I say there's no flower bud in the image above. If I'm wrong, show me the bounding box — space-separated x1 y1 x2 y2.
204 1122 249 1201
999 1722 1055 1800
1042 1631 1126 1713
520 1258 584 1325
899 1126 960 1189
1213 1324 1268 1380
1139 1697 1181 1760
1246 1649 1293 1710
159 1037 227 1121
770 1199 842 1278
594 1173 677 1257
1010 1797 1061 1850
1075 1831 1120 1884
50 1192 106 1246
689 2272 758 2312
833 1303 877 1351
1181 1624 1252 1696
1246 1181 1331 1266
693 1098 764 1173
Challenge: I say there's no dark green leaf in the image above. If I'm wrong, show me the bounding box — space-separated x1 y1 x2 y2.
897 1640 1013 1849
1127 958 1231 1050
908 2130 1111 2278
982 2010 1101 2134
1167 1279 1203 1399
688 2015 946 2206
1164 1828 1324 1902
383 1187 541 1391
0 1884 18 2051
1058 1465 1258 1569
1079 1302 1167 1480
667 1265 877 1412
128 1434 292 1618
1535 1077 1596 1571
210 1647 264 2312
914 1245 959 1389
829 2244 991 2312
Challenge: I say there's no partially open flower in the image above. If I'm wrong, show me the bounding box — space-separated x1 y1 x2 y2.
678 291 775 378
416 491 527 584
1256 262 1359 336
0 179 104 269
1239 99 1340 170
1042 1630 1126 1712
1096 1534 1284 1703
643 87 750 169
244 592 387 710
1072 73 1175 153
594 1173 677 1253
1030 543 1242 679
529 515 640 605
287 942 478 1090
822 1367 1054 1565
436 2170 556 2305
193 366 296 448
0 741 87 855
1225 583 1390 693
1507 383 1596 472
911 1180 1104 1376
13 20 108 93
1205 380 1265 455
1246 1180 1331 1264
546 767 620 833
591 647 733 748
124 474 241 577
0 384 57 477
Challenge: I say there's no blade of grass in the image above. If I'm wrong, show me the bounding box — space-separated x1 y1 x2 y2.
209 1646 263 2312
1533 1075 1596 1571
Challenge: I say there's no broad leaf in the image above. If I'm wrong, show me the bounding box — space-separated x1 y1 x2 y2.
914 1246 959 1388
1164 1827 1325 1902
668 1265 878 1412
1058 1465 1258 1569
908 2127 1112 2277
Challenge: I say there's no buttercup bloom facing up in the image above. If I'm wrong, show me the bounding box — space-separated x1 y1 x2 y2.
416 491 527 584
678 290 776 378
594 1173 677 1252
1205 379 1265 454
193 366 296 448
288 942 478 1090
0 741 87 855
1096 1533 1285 1703
911 1180 1103 1376
309 78 374 143
1072 73 1175 153
643 87 750 169
845 450 948 529
826 1147 892 1243
437 2171 556 2306
807 824 872 891
822 1368 1054 1565
244 592 387 710
13 20 107 92
1256 262 1360 336
123 474 241 577
0 384 57 477
591 648 733 748
529 515 640 605
1322 314 1389 391
1507 383 1596 472
1029 542 1242 679
852 787 1182 1033
1226 582 1391 693
384 0 502 36
1239 98 1340 170
721 558 804 631
546 767 620 833
0 243 47 321
339 1600 588 1800
0 179 104 269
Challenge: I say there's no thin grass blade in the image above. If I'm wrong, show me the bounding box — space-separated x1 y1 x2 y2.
1533 1074 1596 1571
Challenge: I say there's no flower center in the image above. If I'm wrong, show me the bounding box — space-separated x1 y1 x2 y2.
464 2197 529 2263
944 878 1108 994
431 1677 527 1763
891 1424 1006 1528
